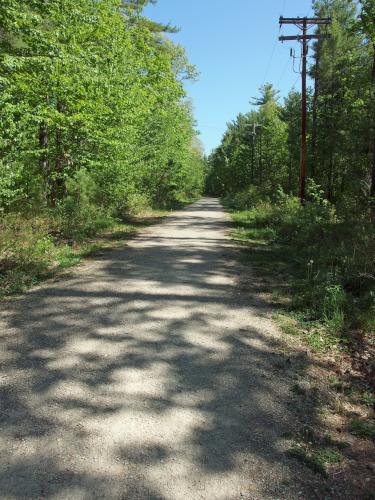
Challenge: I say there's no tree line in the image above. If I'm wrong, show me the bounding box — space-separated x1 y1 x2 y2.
206 0 374 203
206 0 374 338
0 0 205 216
0 0 206 296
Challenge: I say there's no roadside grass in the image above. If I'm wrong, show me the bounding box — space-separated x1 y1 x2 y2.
226 201 375 490
348 418 375 440
0 210 169 300
228 202 374 381
228 205 371 353
286 425 348 477
229 207 327 350
287 444 345 477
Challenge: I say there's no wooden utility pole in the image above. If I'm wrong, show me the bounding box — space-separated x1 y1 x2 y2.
279 16 331 203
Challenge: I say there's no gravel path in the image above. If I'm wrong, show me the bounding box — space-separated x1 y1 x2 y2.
0 198 309 499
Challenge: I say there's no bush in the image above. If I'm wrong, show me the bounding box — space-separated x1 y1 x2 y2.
0 213 57 295
58 169 114 239
224 186 263 210
226 182 374 336
0 214 55 272
119 192 152 217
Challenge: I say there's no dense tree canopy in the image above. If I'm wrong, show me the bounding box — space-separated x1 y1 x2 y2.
0 0 204 213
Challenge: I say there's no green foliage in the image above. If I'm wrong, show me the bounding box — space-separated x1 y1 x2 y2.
57 170 113 240
206 84 288 196
0 0 205 295
223 186 263 211
348 418 375 440
0 0 204 214
226 186 374 341
209 0 375 341
0 214 56 295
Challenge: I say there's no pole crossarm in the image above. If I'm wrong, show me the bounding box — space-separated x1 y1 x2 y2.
279 16 331 25
279 34 331 42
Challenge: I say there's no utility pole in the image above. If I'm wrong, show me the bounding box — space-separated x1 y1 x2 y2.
279 16 331 203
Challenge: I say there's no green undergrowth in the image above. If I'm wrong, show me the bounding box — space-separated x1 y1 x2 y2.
328 373 375 407
226 186 375 475
286 426 347 477
347 417 375 440
0 208 169 300
224 185 375 353
0 161 201 300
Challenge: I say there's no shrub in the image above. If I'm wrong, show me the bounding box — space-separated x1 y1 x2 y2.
58 169 114 239
226 182 374 337
0 214 55 272
121 192 152 217
0 213 57 295
224 186 263 210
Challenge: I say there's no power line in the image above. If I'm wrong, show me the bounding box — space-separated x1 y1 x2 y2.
291 73 301 91
276 55 292 87
261 0 286 87
261 30 280 87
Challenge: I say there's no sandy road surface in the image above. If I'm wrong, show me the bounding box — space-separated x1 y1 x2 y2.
0 198 309 499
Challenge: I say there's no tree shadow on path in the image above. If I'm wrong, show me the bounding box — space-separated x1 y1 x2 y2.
0 198 330 499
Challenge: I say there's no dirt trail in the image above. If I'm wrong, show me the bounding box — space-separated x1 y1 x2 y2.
0 198 311 499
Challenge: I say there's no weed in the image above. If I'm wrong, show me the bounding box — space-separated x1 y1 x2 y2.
321 433 350 449
328 374 344 391
287 423 348 475
274 313 300 336
0 209 166 299
56 245 81 269
286 445 344 476
313 448 344 466
287 446 326 475
361 391 375 408
348 418 375 439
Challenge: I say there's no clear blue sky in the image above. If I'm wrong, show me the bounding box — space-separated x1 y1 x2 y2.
144 0 313 154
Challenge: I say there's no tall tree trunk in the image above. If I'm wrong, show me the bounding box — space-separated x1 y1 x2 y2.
288 153 292 194
250 136 255 184
39 123 48 178
370 44 375 197
49 101 66 207
371 134 375 197
327 156 334 202
39 96 49 205
326 88 336 202
258 133 263 185
311 44 320 179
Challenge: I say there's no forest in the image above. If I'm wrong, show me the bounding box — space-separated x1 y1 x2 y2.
0 0 374 494
0 0 205 294
206 0 375 350
0 0 374 345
